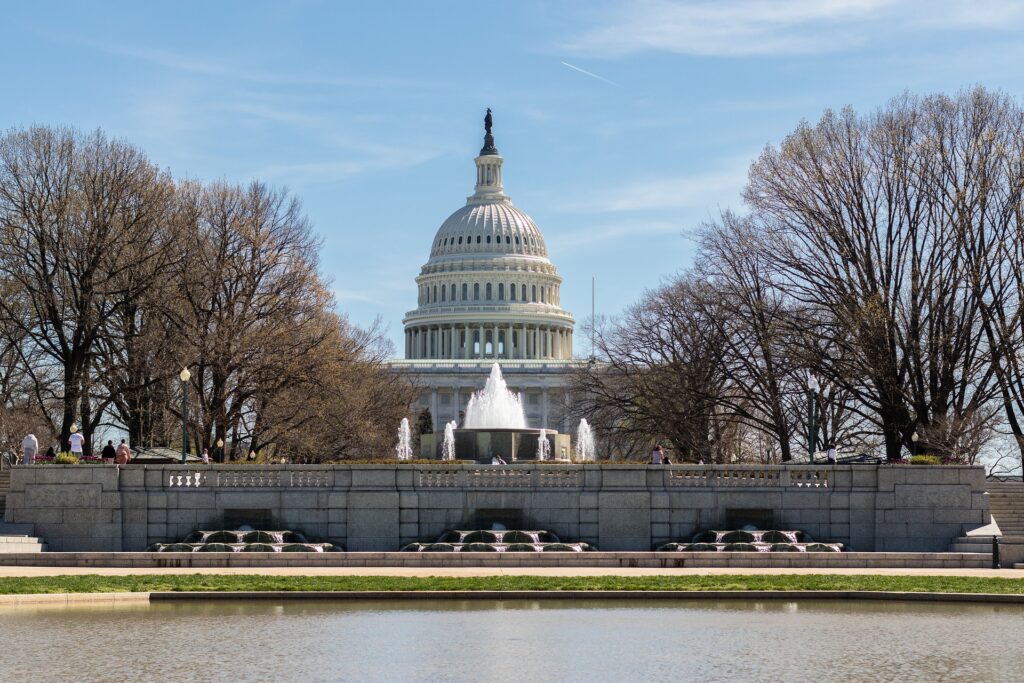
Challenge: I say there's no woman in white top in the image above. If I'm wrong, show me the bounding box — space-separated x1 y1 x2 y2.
68 432 85 455
22 434 38 465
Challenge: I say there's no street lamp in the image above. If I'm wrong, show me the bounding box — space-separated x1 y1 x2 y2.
807 373 820 463
911 431 919 458
216 438 224 464
179 368 191 464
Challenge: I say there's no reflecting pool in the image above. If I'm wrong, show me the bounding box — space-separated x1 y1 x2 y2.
1 598 1021 682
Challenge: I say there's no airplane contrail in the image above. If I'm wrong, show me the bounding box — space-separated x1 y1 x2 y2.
561 61 617 86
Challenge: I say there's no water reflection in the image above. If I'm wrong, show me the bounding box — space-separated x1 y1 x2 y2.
1 599 1020 682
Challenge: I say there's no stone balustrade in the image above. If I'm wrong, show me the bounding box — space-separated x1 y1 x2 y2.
4 463 990 553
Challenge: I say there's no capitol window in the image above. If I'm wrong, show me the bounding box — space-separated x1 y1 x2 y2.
458 236 463 244
474 283 480 300
476 235 481 244
462 283 468 300
510 284 516 301
498 283 504 300
486 283 492 300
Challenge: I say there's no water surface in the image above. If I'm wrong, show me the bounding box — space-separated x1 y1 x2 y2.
1 599 1020 682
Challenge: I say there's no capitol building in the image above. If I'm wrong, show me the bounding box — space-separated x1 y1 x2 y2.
390 111 579 434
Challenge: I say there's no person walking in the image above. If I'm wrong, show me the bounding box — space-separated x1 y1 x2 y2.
201 448 210 464
826 443 837 465
22 433 38 465
650 444 664 464
115 439 131 465
101 440 116 462
68 430 85 457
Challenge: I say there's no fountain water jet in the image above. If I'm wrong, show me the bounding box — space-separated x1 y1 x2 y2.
575 419 595 462
396 417 413 461
464 364 526 429
441 421 457 461
537 428 551 461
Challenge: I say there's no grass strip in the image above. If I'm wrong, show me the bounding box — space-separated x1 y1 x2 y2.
0 574 1023 595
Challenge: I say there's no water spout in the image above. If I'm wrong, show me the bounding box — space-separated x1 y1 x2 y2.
396 417 413 461
441 420 457 461
537 428 551 461
464 363 527 429
575 419 595 462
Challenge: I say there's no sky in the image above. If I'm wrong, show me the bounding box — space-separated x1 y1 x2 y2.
4 0 1024 355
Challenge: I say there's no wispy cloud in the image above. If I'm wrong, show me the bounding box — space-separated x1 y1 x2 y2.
561 159 749 213
44 32 436 90
562 0 1024 58
560 61 617 85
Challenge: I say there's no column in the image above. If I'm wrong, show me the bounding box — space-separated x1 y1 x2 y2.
492 325 499 358
464 325 471 359
478 325 484 358
508 324 514 359
547 328 554 360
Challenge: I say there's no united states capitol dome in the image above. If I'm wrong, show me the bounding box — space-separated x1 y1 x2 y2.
402 109 574 362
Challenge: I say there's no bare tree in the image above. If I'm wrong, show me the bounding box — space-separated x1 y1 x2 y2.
0 126 174 454
743 90 1006 460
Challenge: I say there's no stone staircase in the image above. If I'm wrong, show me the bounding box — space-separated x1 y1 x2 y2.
987 480 1024 536
0 468 9 515
0 467 46 552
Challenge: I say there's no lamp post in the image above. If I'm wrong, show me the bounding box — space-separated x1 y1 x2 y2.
911 431 919 458
807 374 820 463
179 368 191 464
216 438 224 464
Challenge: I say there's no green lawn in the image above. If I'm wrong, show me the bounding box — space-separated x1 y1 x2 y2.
1 574 1023 595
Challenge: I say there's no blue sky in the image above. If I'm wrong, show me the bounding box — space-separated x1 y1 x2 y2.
4 1 1024 355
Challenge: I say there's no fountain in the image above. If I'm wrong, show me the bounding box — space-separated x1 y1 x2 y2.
655 528 844 552
464 364 526 429
441 421 457 461
396 417 413 461
421 363 570 462
575 419 595 462
148 528 343 553
537 428 551 461
402 528 595 552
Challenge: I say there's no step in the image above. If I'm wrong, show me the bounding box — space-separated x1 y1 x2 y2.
0 523 35 535
0 536 45 553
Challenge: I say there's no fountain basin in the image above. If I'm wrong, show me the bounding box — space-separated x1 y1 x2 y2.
421 428 571 463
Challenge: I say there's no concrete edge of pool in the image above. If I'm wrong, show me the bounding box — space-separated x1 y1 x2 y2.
4 590 1024 606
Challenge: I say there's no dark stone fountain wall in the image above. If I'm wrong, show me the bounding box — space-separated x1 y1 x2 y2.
5 464 990 553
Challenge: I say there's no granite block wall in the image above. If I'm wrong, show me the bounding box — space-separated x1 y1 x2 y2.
6 464 990 552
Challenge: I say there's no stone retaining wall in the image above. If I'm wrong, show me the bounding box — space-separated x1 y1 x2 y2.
4 464 989 552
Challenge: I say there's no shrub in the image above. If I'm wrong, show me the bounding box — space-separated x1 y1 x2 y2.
54 452 79 464
909 455 943 465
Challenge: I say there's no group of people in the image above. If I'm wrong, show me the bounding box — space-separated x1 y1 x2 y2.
649 444 672 464
19 433 132 465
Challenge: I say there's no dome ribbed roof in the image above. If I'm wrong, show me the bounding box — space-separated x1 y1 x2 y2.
429 199 548 260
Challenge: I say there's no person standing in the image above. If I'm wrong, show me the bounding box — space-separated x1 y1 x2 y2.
201 448 210 464
68 430 85 457
826 443 837 465
650 444 664 464
101 440 117 462
22 433 38 465
115 439 131 465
